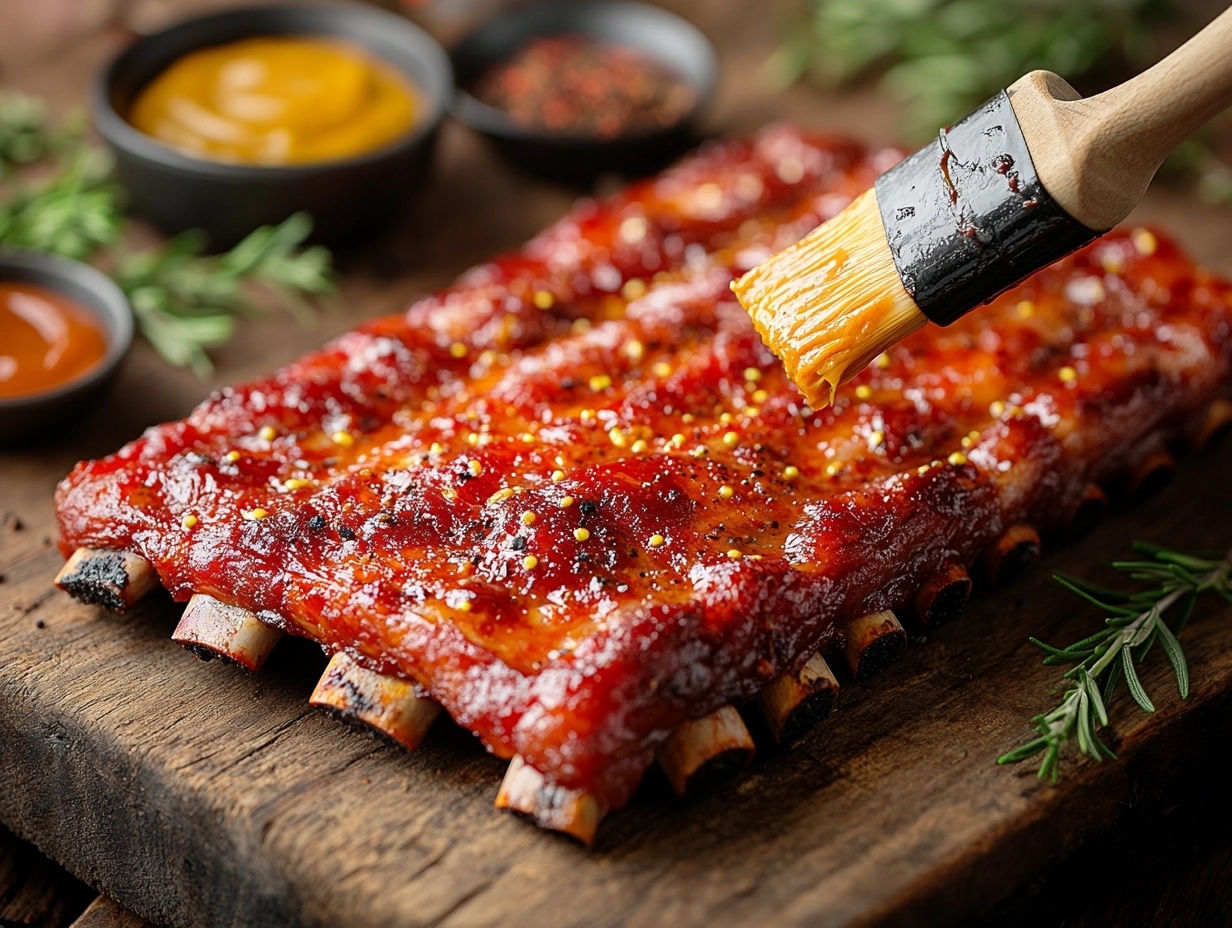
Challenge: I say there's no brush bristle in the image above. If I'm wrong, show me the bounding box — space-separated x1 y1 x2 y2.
731 188 925 408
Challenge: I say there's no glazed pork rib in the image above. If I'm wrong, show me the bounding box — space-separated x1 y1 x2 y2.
55 125 1232 842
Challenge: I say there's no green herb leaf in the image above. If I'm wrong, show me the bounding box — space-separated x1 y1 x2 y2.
998 543 1231 779
0 92 335 373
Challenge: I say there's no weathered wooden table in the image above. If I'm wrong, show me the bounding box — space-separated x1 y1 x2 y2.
2 2 1231 927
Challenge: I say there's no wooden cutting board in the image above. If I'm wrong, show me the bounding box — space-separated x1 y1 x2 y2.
3 422 1232 928
4 5 1232 927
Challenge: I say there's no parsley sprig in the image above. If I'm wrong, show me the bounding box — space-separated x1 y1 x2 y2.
0 91 333 373
998 543 1232 781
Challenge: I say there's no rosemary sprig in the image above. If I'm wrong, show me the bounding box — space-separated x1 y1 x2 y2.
0 91 334 372
116 214 333 376
998 542 1232 781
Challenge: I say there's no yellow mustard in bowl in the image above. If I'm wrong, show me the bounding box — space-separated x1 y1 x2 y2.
129 37 418 165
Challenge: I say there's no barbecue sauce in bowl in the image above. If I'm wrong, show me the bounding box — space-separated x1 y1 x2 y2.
128 36 419 165
0 281 108 399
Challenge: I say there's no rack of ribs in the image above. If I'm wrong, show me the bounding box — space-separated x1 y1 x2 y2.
54 125 1232 844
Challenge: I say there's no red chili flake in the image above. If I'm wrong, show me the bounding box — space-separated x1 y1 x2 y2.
470 34 696 138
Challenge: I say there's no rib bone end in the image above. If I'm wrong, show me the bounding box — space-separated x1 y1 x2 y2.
913 560 972 626
310 652 441 750
843 609 907 682
172 594 282 672
54 548 158 613
656 705 755 796
1128 450 1175 498
983 524 1042 585
757 652 839 744
1195 398 1232 451
495 756 604 846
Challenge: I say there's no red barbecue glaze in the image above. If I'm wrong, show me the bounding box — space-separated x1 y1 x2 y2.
55 126 1232 813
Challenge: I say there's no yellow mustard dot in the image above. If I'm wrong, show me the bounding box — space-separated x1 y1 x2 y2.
521 511 536 526
580 409 596 421
948 452 969 466
466 432 481 447
720 412 734 425
875 353 891 369
1132 228 1157 256
681 413 695 424
519 431 535 443
624 339 646 361
1016 300 1035 318
630 439 649 454
652 361 672 378
449 342 468 359
574 528 590 542
572 317 592 334
961 436 974 449
468 460 483 477
429 442 443 455
854 385 872 399
718 485 734 499
284 478 312 491
649 534 665 547
331 431 354 448
917 464 930 475
181 514 198 529
722 431 740 447
224 450 241 463
559 496 575 508
671 433 686 448
532 290 554 309
442 488 458 501
743 406 760 417
1059 366 1078 382
783 465 800 480
868 430 885 448
455 600 472 613
743 367 762 382
609 427 627 448
258 425 276 441
522 555 539 570
825 462 841 477
551 469 567 483
589 374 613 392
243 508 267 521
990 400 1007 417
621 279 647 301
488 488 514 504
726 549 743 560
752 389 769 404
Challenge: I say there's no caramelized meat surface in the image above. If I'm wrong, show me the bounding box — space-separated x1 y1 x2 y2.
56 126 1232 811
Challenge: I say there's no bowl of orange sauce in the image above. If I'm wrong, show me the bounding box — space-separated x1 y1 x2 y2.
0 251 133 443
93 4 452 245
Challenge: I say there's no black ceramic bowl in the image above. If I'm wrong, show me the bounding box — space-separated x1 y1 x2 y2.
93 4 453 246
451 0 716 183
0 251 133 444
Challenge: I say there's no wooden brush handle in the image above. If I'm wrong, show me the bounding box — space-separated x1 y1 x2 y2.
1009 5 1232 230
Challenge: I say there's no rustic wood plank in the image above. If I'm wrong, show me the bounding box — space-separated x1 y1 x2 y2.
0 824 94 928
70 896 151 928
3 426 1231 928
3 2 1232 926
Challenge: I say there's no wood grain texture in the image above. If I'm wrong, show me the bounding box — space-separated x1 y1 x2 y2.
0 825 93 928
3 2 1232 926
69 897 150 928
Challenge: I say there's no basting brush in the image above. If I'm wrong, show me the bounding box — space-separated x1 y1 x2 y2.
732 6 1232 409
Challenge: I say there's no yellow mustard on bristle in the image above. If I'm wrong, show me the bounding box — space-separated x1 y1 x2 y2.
730 188 925 409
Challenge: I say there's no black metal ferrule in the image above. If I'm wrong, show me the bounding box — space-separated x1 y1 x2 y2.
875 90 1101 326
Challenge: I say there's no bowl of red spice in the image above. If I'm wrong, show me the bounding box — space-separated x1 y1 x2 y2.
451 1 716 182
